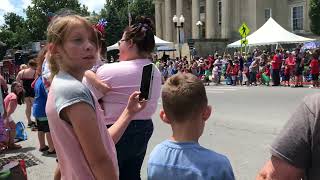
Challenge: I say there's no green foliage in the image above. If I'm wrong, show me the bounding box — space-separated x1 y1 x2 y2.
25 0 90 41
129 0 155 24
4 13 25 32
0 13 31 50
0 0 155 57
309 0 320 35
99 0 155 46
94 0 155 58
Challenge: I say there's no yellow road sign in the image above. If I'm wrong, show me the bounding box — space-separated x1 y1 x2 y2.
239 23 250 38
241 39 248 45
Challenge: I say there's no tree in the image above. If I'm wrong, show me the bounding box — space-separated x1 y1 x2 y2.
99 1 127 46
0 29 14 49
97 0 155 59
309 0 320 35
25 0 90 41
0 12 31 49
99 0 155 46
4 13 25 32
129 0 155 24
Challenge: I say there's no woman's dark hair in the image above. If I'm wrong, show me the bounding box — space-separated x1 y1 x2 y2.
124 16 155 54
11 82 24 105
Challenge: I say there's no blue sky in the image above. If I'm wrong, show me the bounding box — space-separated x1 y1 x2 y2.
0 0 105 25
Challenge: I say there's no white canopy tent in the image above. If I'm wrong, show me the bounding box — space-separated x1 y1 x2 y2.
107 35 174 51
227 17 315 48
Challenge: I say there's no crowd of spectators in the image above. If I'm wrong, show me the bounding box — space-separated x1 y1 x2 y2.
155 47 320 88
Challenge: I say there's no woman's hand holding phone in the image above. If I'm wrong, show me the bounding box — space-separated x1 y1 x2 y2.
125 91 147 116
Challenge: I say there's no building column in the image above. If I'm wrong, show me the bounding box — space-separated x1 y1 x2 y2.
176 0 183 17
221 0 230 39
164 0 172 41
154 0 162 38
206 0 215 39
192 0 200 39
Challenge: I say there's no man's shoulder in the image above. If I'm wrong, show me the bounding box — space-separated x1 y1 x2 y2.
302 93 320 113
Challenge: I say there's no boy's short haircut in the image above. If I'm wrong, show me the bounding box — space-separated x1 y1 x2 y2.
162 73 208 122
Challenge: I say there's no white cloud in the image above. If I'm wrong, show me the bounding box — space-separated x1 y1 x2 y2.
0 15 4 26
21 0 32 9
80 0 105 13
0 0 15 13
0 0 105 26
0 0 15 26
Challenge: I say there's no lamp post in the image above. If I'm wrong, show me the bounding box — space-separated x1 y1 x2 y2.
173 14 185 59
128 0 132 26
196 20 203 39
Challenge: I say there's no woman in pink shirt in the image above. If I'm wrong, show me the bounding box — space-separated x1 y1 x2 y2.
4 82 24 150
91 17 162 180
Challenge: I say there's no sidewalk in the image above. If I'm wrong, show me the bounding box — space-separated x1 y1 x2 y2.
1 104 56 180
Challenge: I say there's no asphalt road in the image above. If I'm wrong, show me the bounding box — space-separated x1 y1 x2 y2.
2 85 319 180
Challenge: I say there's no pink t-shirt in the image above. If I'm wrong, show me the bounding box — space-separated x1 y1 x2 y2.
46 72 118 179
4 93 17 110
4 93 17 121
88 59 161 125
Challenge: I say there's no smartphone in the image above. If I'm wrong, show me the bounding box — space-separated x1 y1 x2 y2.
139 63 154 101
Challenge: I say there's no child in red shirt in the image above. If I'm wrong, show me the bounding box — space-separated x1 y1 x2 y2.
283 65 290 86
309 54 319 88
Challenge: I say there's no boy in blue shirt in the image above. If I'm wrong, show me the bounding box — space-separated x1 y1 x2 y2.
148 73 235 180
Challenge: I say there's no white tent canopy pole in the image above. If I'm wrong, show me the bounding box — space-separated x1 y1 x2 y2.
227 17 315 48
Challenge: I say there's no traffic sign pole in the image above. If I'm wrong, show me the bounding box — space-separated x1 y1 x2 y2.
238 23 250 56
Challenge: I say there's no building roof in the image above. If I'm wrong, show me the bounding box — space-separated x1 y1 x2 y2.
227 17 315 48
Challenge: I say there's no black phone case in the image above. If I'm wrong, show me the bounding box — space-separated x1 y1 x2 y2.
139 64 154 101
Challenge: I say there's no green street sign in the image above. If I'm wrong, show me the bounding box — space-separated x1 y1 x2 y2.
239 23 250 38
241 39 248 45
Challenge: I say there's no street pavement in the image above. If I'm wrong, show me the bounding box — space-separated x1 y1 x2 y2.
1 85 319 180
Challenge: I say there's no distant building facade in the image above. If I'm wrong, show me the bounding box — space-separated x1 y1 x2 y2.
154 0 316 54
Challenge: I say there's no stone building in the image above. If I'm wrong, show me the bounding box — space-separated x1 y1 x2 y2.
154 0 317 55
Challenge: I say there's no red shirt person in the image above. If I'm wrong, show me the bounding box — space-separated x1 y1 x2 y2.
271 51 282 86
272 54 282 70
310 58 319 75
285 53 296 73
310 56 320 87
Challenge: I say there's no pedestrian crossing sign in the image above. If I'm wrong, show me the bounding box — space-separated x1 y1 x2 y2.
241 39 248 45
239 23 250 38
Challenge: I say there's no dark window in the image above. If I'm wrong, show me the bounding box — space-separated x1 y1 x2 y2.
218 1 222 25
200 6 205 13
292 6 303 31
264 8 272 22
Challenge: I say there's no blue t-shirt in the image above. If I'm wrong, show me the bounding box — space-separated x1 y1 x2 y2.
32 76 47 118
148 140 235 180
